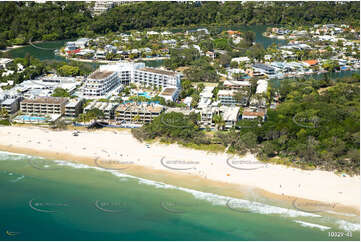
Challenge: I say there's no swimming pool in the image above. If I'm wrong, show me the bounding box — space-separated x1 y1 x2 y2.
138 92 151 99
15 115 47 122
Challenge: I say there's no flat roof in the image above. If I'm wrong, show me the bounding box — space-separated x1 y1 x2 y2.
218 90 235 96
222 107 239 121
0 58 13 65
160 87 177 96
1 98 17 105
65 99 82 108
224 80 251 87
138 68 176 77
22 97 68 105
88 71 115 80
242 108 265 117
116 102 164 113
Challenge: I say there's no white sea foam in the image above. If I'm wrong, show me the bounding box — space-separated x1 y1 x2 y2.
325 210 358 217
0 150 34 160
5 154 357 231
293 220 331 231
53 159 321 218
336 220 360 231
11 175 24 183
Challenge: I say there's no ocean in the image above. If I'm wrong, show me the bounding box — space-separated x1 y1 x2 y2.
0 151 359 241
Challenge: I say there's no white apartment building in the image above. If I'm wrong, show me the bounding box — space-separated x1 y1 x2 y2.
217 90 248 106
64 98 83 118
97 61 181 90
134 68 181 89
92 1 114 16
0 97 21 115
99 61 145 85
84 101 119 120
115 102 164 124
198 86 215 109
20 97 68 116
82 70 119 98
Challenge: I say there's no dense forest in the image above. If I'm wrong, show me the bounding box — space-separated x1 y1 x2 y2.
0 1 360 48
132 74 360 175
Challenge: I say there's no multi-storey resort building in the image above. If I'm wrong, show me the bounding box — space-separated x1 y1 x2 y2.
98 61 145 85
81 62 181 99
0 97 21 115
115 102 164 124
84 101 119 120
82 70 119 98
217 90 248 106
20 97 68 116
134 68 181 89
64 99 83 118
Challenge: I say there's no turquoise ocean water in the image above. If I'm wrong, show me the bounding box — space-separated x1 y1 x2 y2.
0 151 359 241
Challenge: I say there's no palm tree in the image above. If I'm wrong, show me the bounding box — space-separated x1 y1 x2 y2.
132 114 140 124
212 114 225 131
0 107 8 119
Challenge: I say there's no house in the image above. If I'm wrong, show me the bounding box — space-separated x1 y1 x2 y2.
226 30 241 36
205 51 215 59
223 80 251 91
0 58 13 69
302 60 318 67
95 50 106 59
198 86 214 109
252 63 275 76
65 42 78 51
256 79 268 94
231 57 250 64
147 31 159 36
182 96 193 108
105 45 117 54
220 106 240 129
75 38 90 48
242 107 266 121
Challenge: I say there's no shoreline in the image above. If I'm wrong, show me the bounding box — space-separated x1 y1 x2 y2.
0 126 359 218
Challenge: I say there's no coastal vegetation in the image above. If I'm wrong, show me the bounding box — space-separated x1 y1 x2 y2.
0 1 359 48
132 74 360 175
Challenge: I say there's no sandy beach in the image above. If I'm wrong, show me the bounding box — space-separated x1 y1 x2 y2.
0 125 359 215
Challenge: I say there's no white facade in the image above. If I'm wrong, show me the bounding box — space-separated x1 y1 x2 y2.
98 61 181 89
134 68 181 89
82 71 119 97
256 79 268 94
